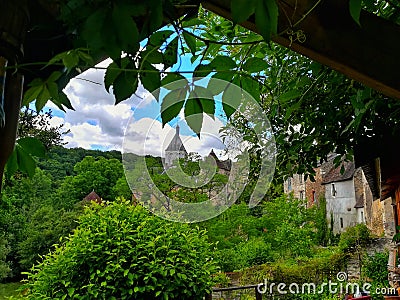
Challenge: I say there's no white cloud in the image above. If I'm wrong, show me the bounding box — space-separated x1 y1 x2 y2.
55 60 156 150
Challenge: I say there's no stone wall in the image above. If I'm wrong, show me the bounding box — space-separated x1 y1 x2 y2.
306 167 325 207
383 197 396 237
366 199 385 236
346 238 393 281
284 174 306 200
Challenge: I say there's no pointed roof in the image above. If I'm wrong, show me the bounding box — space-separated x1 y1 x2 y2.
207 149 232 171
83 190 102 203
166 125 187 152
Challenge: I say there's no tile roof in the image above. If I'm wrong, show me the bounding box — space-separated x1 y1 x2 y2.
322 160 355 184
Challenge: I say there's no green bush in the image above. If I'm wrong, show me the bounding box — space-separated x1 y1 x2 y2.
0 235 10 281
338 224 371 252
23 200 218 299
17 205 80 270
363 251 389 285
239 248 346 286
216 238 272 272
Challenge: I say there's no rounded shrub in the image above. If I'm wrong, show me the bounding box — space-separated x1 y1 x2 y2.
23 200 218 299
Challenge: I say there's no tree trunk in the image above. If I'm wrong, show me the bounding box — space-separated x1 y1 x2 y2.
0 73 23 192
0 0 29 193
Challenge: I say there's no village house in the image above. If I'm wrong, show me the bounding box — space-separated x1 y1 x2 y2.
284 154 395 236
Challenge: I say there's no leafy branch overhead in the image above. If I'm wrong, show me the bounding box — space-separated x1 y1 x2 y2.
15 0 389 183
21 0 365 118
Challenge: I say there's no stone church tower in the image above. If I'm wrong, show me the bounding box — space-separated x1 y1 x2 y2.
164 125 187 168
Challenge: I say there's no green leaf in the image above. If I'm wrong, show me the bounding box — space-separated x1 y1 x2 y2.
140 62 161 93
192 86 215 117
241 76 260 102
266 0 279 35
182 31 196 55
18 137 46 157
77 50 94 65
5 149 18 179
185 96 203 136
231 0 256 24
148 30 174 48
200 98 215 118
255 0 271 41
142 48 164 64
47 82 59 101
147 0 163 34
222 80 240 118
208 73 234 95
62 51 79 71
57 92 74 111
35 86 51 111
23 85 43 106
242 57 270 73
161 73 187 89
101 12 120 59
16 145 36 178
113 70 139 104
163 36 179 68
193 64 213 78
105 62 122 92
67 287 75 297
349 0 362 26
210 56 237 70
284 100 302 119
113 4 139 53
161 88 187 125
82 8 108 52
47 71 62 82
278 89 302 102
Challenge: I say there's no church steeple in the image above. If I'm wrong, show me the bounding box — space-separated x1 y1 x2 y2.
166 124 186 152
164 124 187 168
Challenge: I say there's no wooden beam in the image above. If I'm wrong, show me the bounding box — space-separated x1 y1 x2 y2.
202 0 400 100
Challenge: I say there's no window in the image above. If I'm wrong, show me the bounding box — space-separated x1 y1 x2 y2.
299 174 303 183
331 183 337 197
288 178 292 191
299 191 304 200
340 217 344 228
312 190 316 203
361 211 364 223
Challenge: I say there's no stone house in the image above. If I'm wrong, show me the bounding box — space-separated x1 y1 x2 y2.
284 154 395 236
321 159 365 234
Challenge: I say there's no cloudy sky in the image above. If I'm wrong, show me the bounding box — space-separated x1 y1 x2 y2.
44 57 228 158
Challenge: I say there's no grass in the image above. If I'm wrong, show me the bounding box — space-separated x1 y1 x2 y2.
0 282 22 299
